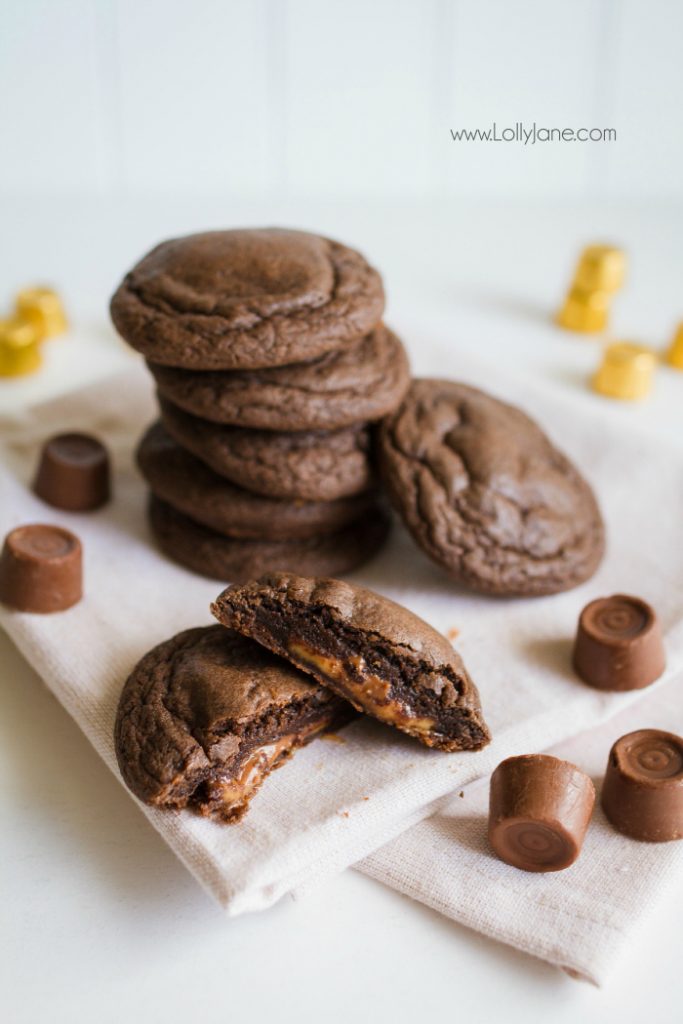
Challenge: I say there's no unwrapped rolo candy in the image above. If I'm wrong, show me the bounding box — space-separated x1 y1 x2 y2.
488 754 595 872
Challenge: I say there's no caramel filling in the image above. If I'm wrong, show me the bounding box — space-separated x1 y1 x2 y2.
205 718 326 819
214 736 294 808
288 640 435 737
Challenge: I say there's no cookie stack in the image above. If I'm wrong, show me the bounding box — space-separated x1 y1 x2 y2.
110 229 410 581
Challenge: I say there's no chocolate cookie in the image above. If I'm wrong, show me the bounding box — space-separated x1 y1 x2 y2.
110 229 384 370
114 625 351 822
137 422 379 540
148 496 390 582
378 380 605 595
212 572 490 752
159 398 374 501
149 324 410 430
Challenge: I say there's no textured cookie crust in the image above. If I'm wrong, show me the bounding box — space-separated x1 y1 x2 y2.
148 496 391 582
212 572 490 752
114 625 349 822
136 422 379 540
149 324 410 430
159 398 374 501
378 379 605 595
110 228 385 370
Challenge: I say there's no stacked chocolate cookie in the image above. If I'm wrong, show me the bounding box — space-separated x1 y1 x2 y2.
111 229 410 581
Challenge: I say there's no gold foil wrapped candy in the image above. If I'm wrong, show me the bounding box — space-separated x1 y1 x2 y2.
557 244 625 335
15 287 68 340
557 287 609 333
573 245 626 293
592 342 657 401
666 323 683 370
0 318 42 377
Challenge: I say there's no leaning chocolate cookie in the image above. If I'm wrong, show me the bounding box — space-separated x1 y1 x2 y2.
377 379 605 595
148 324 410 431
148 496 391 582
212 572 490 752
114 625 351 822
110 228 384 370
137 422 379 540
158 399 374 502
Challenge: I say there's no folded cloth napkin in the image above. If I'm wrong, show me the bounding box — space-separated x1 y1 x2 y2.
1 349 682 916
359 669 683 986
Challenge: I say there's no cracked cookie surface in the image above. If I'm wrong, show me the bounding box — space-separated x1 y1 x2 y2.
110 228 384 370
149 324 410 430
137 421 380 539
158 398 374 501
377 379 605 595
148 496 391 582
114 625 351 822
212 572 490 752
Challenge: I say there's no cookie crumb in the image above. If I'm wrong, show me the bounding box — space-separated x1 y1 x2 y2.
446 626 460 642
321 732 346 744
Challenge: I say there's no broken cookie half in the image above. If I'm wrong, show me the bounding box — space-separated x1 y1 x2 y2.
114 625 351 823
211 573 490 753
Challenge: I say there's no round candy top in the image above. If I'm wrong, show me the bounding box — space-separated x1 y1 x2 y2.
10 523 78 562
43 433 108 468
612 730 683 786
581 594 654 644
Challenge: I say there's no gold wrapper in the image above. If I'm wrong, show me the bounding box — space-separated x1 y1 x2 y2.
15 287 68 340
0 318 43 376
665 323 683 370
557 286 609 333
574 245 626 293
592 342 657 401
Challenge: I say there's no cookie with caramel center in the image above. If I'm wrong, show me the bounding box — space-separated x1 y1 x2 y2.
114 625 352 823
212 572 490 752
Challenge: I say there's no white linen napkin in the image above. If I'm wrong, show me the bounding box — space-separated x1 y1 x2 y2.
1 351 682 919
359 669 683 986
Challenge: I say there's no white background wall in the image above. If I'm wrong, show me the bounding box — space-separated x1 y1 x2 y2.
2 0 682 200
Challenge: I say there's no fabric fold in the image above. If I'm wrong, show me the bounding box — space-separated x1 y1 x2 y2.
1 353 681 937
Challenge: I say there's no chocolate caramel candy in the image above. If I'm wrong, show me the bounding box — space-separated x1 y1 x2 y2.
489 754 595 872
601 729 683 842
0 524 82 612
34 433 110 511
573 594 665 691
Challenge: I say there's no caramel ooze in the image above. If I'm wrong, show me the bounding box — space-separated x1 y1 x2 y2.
288 640 435 736
214 718 328 816
216 735 297 810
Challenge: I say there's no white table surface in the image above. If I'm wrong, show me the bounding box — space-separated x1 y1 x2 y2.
2 195 682 1022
